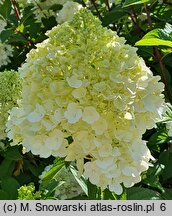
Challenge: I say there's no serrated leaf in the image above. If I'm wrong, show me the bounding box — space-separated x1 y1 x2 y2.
127 187 161 200
123 0 150 7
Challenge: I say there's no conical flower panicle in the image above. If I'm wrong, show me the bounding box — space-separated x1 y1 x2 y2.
6 9 165 194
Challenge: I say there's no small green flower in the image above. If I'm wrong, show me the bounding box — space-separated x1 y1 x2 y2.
18 184 42 200
0 70 21 140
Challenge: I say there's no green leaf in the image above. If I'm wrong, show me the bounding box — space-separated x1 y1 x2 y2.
87 180 101 200
28 163 45 177
0 190 9 200
157 9 172 23
162 189 172 200
161 103 172 123
142 163 165 192
0 0 11 19
103 188 117 200
148 131 168 146
127 187 161 200
159 149 172 181
1 177 20 199
5 146 22 161
136 38 172 47
123 0 150 7
0 159 15 178
41 158 65 186
102 8 127 26
41 179 64 199
0 29 14 43
8 33 27 43
70 165 88 196
135 23 172 48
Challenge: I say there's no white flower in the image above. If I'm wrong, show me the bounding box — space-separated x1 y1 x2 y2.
0 41 13 67
57 1 83 24
72 87 87 99
27 104 45 123
66 75 82 88
0 71 21 140
109 184 123 195
0 19 6 33
64 102 82 123
82 106 100 124
91 117 108 135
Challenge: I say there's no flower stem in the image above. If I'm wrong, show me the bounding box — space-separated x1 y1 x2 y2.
90 0 102 20
11 0 20 20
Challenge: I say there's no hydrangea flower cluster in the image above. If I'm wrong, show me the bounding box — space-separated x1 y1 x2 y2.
0 71 21 140
0 41 13 68
39 165 84 199
7 9 165 194
0 18 6 33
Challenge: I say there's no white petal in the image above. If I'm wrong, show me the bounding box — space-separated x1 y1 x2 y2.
64 103 82 123
27 111 43 122
66 75 82 88
72 87 86 99
92 118 108 135
82 106 99 124
109 184 123 195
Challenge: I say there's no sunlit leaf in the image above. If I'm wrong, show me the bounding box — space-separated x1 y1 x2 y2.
123 0 150 7
135 23 172 48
